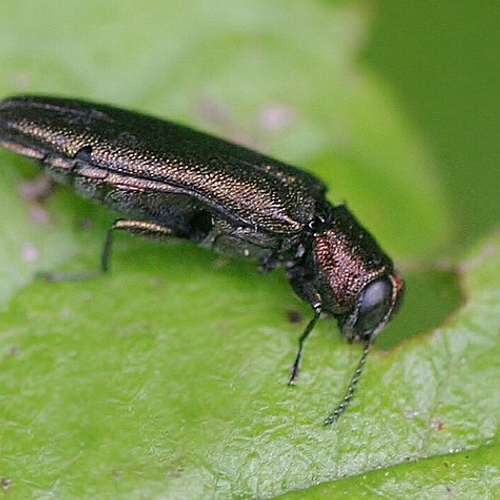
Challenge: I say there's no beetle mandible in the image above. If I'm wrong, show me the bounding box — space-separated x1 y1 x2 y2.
0 95 404 424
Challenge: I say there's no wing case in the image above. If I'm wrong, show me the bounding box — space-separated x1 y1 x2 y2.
0 96 328 234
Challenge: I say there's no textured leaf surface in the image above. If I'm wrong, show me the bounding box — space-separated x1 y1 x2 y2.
0 1 495 499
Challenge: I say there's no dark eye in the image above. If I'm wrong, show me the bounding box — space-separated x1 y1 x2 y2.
340 278 395 341
355 279 393 335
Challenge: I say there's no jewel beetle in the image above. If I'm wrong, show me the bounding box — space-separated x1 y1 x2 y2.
0 95 404 424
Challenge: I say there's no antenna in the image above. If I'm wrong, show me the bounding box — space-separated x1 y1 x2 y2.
324 340 372 425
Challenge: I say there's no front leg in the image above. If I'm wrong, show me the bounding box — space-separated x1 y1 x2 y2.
286 265 323 384
288 306 322 385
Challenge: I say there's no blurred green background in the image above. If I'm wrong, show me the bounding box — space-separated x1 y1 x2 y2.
366 0 500 249
0 1 499 499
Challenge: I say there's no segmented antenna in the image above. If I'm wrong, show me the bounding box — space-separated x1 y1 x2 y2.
324 340 372 425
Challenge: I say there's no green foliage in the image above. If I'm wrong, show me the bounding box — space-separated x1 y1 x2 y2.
0 0 497 498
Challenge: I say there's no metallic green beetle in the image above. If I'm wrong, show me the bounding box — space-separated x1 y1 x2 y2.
0 95 404 423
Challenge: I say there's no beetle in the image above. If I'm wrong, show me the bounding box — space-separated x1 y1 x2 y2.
0 95 404 424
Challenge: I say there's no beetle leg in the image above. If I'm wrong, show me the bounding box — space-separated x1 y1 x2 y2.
259 253 281 274
38 219 176 282
101 219 176 272
288 305 322 385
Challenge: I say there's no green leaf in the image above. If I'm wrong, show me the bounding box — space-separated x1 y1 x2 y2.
277 445 500 499
1 0 493 499
2 232 500 498
276 233 500 498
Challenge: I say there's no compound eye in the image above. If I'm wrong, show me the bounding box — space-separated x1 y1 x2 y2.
354 279 393 336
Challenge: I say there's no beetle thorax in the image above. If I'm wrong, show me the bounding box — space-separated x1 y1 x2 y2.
311 206 393 314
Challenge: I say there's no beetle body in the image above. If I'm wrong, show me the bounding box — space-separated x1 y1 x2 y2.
0 96 404 423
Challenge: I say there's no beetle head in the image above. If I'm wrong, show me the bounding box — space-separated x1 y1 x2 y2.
312 206 404 342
